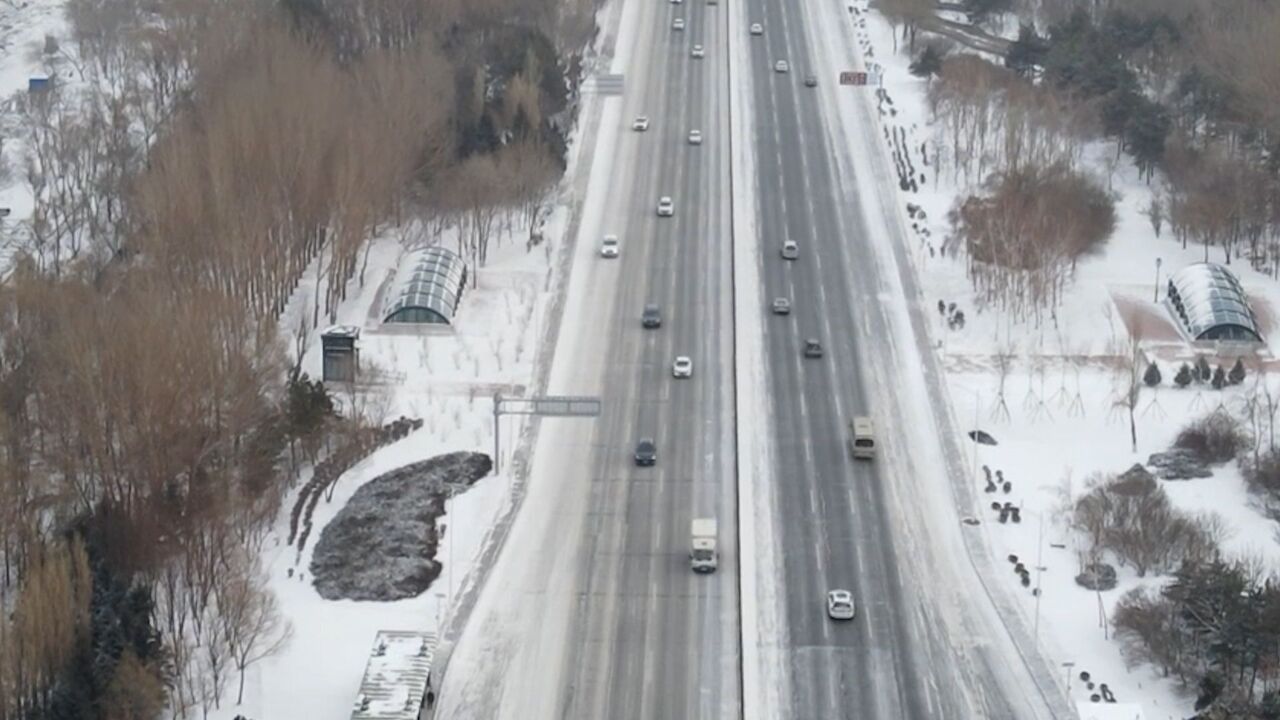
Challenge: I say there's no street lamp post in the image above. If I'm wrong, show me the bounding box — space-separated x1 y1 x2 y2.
1063 661 1076 692
1154 257 1163 302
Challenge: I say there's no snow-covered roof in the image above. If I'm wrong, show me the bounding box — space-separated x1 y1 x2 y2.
1165 262 1262 342
350 631 436 720
383 246 467 325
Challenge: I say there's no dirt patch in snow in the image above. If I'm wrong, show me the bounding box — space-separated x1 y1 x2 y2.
309 451 492 601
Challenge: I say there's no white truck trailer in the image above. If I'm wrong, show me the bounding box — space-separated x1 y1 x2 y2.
691 518 718 573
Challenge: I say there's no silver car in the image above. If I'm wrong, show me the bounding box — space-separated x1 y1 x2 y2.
781 239 799 259
657 196 675 217
774 60 790 73
771 297 792 315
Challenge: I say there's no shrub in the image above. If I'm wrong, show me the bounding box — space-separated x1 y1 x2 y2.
1242 448 1280 496
1174 363 1193 388
1195 356 1212 382
1144 361 1162 387
1175 413 1245 464
1212 365 1227 389
1228 358 1246 385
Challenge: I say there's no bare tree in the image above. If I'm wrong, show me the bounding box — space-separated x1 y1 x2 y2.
218 551 292 704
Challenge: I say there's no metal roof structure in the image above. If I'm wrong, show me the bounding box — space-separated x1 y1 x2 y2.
1165 262 1262 342
383 246 467 325
350 631 436 720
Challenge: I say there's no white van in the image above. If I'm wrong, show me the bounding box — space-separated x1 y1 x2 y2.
849 416 875 459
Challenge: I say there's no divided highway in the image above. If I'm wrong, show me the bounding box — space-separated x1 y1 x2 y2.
557 0 740 715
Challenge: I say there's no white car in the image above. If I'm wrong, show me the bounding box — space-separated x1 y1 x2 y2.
672 356 693 378
775 60 790 73
632 116 650 132
601 235 619 258
691 44 705 59
657 196 675 217
688 129 703 145
827 589 855 620
750 22 764 35
781 239 799 259
673 17 685 30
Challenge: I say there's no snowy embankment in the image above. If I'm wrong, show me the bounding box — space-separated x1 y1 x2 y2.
823 2 1280 718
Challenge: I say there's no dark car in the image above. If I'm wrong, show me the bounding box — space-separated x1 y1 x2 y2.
804 338 824 358
634 438 657 466
804 74 818 87
642 304 662 328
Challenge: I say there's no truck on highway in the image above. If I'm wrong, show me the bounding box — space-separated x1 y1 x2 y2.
848 416 876 459
690 518 718 573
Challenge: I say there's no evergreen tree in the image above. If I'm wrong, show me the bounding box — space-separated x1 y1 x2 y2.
1228 358 1246 385
1005 23 1048 76
1143 362 1162 387
1212 365 1227 390
909 44 944 78
1125 97 1171 180
1195 356 1212 383
1174 363 1193 388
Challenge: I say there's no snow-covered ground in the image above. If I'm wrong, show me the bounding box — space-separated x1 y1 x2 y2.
0 0 71 270
210 207 567 719
836 3 1280 718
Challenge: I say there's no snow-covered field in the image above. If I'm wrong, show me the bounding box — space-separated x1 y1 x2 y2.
840 3 1280 718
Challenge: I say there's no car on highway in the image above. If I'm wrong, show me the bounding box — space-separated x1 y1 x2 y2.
601 235 619 258
781 239 799 259
688 129 703 145
672 356 693 378
750 22 764 35
827 589 855 620
657 196 675 216
804 74 818 87
673 17 685 30
691 44 705 58
643 304 662 328
634 438 657 466
771 297 792 315
774 60 789 73
804 338 824 358
632 116 650 132
670 0 682 4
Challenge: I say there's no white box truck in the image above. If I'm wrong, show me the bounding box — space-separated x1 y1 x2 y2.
691 518 718 573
